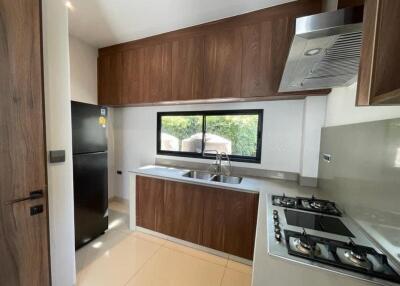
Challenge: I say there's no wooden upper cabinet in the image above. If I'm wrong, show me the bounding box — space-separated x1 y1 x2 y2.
241 17 294 98
356 0 400 105
204 29 242 99
171 36 205 101
98 1 328 105
98 52 122 105
142 43 172 103
122 48 143 104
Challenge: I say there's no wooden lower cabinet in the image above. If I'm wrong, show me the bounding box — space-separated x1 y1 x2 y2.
135 175 259 260
203 187 259 259
136 176 164 231
161 181 204 244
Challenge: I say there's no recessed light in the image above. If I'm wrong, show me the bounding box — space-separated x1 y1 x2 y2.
304 48 322 56
65 1 74 10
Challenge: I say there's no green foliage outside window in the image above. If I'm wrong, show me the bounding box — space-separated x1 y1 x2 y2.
161 114 259 157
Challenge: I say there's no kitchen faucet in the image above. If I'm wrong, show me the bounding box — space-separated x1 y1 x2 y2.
203 150 232 176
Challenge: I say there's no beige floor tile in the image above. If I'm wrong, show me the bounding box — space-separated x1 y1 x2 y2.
132 231 167 246
109 199 129 214
77 236 161 286
126 246 225 286
221 268 252 286
227 260 253 274
164 241 228 267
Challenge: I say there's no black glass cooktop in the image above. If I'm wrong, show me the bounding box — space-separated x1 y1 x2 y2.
284 209 354 237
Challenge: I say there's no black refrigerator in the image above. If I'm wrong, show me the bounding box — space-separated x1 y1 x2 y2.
71 101 108 249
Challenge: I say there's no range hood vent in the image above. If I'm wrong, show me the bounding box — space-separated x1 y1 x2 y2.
279 6 364 92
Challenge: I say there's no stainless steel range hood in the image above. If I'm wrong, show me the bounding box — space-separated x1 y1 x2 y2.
279 6 364 92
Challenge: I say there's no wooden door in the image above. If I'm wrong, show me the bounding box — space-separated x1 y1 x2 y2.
171 36 205 101
204 29 242 99
0 0 50 285
161 181 204 244
356 0 400 105
98 52 123 105
136 176 164 231
203 188 259 260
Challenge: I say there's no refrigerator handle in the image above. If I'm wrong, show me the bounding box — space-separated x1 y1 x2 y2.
7 190 44 205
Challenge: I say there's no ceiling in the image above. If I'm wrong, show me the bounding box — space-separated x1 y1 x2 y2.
67 0 294 48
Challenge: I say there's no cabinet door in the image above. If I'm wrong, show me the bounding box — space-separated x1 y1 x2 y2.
98 52 122 105
356 0 400 105
241 18 293 98
141 43 172 103
203 188 259 260
204 29 242 98
172 36 205 101
136 176 164 231
161 181 204 244
122 48 144 104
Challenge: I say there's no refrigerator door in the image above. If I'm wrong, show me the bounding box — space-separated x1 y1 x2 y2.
71 101 107 154
73 152 108 249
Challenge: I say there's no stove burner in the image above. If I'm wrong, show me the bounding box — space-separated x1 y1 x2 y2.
293 238 321 255
271 195 341 216
344 251 370 269
309 200 323 210
283 230 400 283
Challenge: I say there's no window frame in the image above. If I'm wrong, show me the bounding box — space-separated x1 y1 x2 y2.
156 109 263 163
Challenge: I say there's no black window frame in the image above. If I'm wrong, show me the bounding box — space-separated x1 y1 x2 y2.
157 109 263 163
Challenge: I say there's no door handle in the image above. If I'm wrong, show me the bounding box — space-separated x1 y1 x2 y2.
7 190 44 205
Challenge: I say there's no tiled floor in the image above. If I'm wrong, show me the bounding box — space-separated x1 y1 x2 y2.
76 201 252 286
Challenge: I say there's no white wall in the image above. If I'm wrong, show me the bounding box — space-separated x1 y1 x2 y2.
300 96 327 178
325 83 400 127
42 0 76 285
112 99 326 199
69 35 98 105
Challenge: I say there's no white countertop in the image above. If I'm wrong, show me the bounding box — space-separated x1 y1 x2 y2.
130 165 377 286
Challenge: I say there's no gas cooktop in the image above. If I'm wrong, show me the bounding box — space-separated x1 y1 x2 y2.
268 194 400 285
272 194 341 216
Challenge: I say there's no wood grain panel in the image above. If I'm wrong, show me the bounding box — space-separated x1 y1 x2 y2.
136 176 164 231
204 29 242 98
356 0 400 105
241 17 294 98
172 36 204 101
0 0 50 284
203 187 259 259
98 52 123 105
142 43 172 103
369 0 400 104
122 48 144 104
161 181 204 244
223 191 259 259
202 188 226 253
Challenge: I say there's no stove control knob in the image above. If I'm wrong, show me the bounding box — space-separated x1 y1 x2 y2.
274 221 279 227
273 214 279 221
274 227 281 234
275 233 281 242
273 210 278 215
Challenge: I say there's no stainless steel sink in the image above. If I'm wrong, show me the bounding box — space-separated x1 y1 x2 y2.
183 170 243 185
182 170 214 180
211 175 243 184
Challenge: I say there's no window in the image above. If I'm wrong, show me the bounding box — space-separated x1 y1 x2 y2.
157 110 263 163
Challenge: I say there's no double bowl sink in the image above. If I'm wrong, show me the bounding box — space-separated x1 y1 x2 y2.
182 170 243 185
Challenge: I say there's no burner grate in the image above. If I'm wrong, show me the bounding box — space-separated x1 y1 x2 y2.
284 230 400 283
